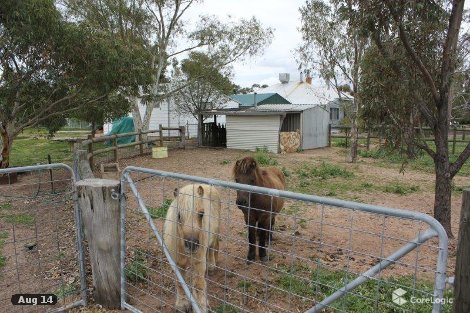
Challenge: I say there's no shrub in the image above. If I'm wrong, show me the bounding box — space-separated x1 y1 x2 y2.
125 249 148 283
255 146 278 166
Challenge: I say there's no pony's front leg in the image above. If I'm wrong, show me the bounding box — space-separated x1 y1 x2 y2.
207 238 219 275
246 214 257 263
258 217 269 262
175 262 191 313
193 248 208 313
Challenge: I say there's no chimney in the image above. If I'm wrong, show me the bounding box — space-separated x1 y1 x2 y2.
279 73 290 84
305 70 312 84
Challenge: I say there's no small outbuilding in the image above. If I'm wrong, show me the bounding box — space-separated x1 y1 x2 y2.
202 103 329 153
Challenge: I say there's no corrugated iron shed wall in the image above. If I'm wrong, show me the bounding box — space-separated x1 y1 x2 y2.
301 106 329 149
226 115 281 153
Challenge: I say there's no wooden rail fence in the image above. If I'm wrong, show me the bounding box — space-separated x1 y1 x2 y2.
81 125 186 166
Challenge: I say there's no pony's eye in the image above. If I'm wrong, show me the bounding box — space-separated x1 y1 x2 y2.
235 179 239 183
198 212 204 219
177 213 181 222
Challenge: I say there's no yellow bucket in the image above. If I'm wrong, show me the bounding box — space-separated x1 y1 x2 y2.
152 147 168 159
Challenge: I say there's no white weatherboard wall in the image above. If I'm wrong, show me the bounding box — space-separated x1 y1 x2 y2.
302 106 329 149
226 115 281 153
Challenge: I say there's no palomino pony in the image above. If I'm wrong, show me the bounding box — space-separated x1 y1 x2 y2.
233 156 285 262
163 184 221 313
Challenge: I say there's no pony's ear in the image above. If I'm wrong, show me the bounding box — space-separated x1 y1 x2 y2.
197 185 204 196
173 188 178 197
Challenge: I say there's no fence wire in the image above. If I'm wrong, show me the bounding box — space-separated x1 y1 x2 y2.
120 166 449 313
0 164 86 313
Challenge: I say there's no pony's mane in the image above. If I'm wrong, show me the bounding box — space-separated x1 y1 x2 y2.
233 157 257 176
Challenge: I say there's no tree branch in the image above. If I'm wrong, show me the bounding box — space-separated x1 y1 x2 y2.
384 0 440 104
450 141 470 177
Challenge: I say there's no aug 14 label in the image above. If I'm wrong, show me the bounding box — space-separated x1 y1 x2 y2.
11 294 58 305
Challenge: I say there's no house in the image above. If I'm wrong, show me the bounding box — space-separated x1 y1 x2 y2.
256 73 351 126
200 73 350 153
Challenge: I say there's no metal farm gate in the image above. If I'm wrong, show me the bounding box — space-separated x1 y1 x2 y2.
119 166 450 313
0 164 86 312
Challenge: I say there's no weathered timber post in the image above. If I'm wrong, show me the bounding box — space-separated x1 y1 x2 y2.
454 189 470 313
452 127 457 155
113 136 118 162
138 130 143 155
328 124 332 147
77 178 121 309
87 134 94 169
366 127 371 150
159 124 164 147
180 126 186 149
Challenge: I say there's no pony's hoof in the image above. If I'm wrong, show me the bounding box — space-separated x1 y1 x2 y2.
246 258 255 265
259 255 269 262
175 302 192 313
207 266 216 276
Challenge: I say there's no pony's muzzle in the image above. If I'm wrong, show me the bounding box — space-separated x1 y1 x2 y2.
184 237 200 252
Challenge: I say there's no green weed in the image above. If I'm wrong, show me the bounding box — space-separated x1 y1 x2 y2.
254 147 278 166
55 283 78 299
220 159 230 165
125 250 148 283
0 203 12 210
281 167 290 177
214 304 240 313
383 183 420 195
148 199 172 219
238 280 252 289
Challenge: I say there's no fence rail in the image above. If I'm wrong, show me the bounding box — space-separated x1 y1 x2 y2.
329 125 470 153
81 125 186 167
119 166 449 313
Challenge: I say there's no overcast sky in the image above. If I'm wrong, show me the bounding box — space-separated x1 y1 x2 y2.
187 0 306 88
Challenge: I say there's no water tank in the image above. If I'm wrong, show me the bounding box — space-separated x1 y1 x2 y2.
279 73 290 84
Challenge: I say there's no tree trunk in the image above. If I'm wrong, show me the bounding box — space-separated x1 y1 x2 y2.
0 124 14 169
434 152 454 238
349 98 359 163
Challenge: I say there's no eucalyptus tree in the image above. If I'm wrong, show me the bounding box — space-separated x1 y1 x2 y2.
0 0 151 168
354 0 468 237
298 0 368 162
64 0 274 133
172 52 233 120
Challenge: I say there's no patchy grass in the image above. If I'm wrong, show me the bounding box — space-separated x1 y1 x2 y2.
382 182 420 195
2 213 35 225
0 231 7 269
55 283 79 299
220 159 231 165
254 147 278 166
0 202 13 210
296 162 354 180
238 280 253 289
275 263 453 313
214 303 240 313
281 167 290 177
125 249 149 283
358 144 470 177
148 199 172 219
11 138 72 166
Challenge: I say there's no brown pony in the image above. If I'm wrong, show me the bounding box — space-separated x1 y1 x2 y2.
233 156 285 262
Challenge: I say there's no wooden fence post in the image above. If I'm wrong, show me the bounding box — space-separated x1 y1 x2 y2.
328 124 332 147
87 134 94 169
159 124 163 147
76 178 121 309
454 189 470 313
180 126 186 149
345 128 349 148
113 136 118 162
366 127 371 150
138 130 143 155
452 128 457 155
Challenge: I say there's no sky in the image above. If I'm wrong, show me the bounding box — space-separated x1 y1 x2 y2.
186 0 307 88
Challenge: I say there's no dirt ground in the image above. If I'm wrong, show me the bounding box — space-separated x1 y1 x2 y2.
103 146 460 313
2 146 462 313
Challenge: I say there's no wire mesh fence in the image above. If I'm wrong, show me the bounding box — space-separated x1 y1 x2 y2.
120 167 450 313
0 164 86 313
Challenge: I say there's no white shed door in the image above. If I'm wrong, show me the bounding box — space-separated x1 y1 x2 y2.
226 115 281 153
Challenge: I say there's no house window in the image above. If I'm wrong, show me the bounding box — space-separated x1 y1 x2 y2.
330 108 339 121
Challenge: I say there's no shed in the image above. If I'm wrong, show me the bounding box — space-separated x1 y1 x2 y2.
202 103 329 153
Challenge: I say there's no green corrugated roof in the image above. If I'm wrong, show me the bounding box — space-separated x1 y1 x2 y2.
230 93 291 106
